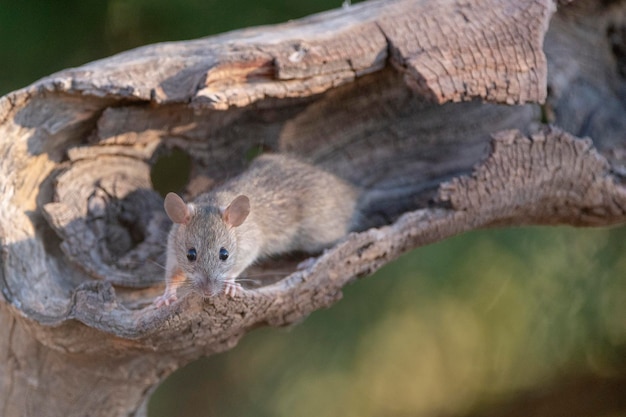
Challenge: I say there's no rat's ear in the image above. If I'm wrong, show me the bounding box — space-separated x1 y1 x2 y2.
164 192 193 225
223 195 250 227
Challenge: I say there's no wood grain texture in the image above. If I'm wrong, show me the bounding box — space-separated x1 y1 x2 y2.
0 0 624 416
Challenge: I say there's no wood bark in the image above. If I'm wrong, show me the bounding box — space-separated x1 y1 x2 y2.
0 0 624 416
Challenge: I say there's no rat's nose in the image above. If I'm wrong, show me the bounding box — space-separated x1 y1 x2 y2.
195 278 213 297
198 276 223 297
208 280 224 297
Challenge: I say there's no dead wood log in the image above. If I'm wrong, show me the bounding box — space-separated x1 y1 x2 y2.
0 0 624 416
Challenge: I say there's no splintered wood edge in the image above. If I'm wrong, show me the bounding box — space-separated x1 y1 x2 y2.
21 0 555 109
63 127 626 350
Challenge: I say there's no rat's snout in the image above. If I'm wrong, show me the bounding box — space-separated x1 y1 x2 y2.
193 275 223 298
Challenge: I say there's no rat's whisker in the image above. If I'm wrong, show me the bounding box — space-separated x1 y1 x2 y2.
110 258 167 273
233 278 262 288
238 271 291 279
234 278 261 283
176 283 196 298
148 259 166 270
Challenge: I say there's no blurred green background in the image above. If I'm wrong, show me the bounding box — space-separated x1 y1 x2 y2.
2 2 625 416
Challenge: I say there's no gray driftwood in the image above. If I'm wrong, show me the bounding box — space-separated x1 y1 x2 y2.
0 0 625 416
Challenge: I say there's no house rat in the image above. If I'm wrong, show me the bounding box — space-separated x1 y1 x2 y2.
155 153 360 307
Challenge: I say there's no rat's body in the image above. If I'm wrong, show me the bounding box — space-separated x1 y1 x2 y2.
155 153 359 307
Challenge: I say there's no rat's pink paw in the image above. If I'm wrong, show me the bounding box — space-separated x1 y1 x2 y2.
154 293 178 308
224 281 243 298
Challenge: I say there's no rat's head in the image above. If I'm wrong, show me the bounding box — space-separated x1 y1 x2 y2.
164 192 250 297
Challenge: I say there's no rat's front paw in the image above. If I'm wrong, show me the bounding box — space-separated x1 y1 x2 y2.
154 293 178 308
224 281 243 298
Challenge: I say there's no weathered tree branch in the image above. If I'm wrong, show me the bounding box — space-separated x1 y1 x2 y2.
0 0 624 416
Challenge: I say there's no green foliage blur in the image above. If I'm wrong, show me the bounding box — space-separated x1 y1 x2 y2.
2 2 625 416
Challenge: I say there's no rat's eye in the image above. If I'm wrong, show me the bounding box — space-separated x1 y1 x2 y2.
219 247 229 261
187 248 197 262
